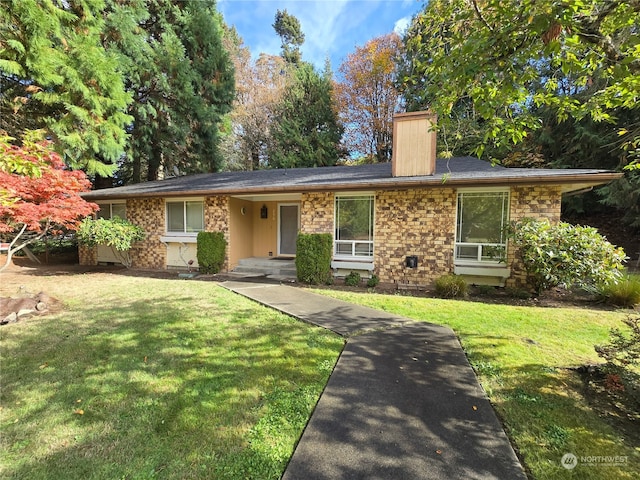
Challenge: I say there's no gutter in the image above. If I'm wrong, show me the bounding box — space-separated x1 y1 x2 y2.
82 172 623 200
563 186 594 197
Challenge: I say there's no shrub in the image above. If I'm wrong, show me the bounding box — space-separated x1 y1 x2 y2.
505 287 532 300
76 217 145 268
197 231 226 274
475 284 495 295
509 218 626 294
27 234 77 255
344 271 361 287
366 274 380 288
595 315 640 372
295 233 332 284
594 273 640 307
434 274 468 298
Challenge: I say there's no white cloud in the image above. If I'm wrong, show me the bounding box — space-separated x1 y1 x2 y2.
219 1 422 69
393 15 411 35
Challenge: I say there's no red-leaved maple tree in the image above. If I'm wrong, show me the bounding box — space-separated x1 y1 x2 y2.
0 136 98 272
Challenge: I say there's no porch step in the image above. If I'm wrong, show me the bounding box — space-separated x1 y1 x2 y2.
233 257 297 278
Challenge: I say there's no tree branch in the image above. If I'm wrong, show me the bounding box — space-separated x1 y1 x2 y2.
574 0 640 72
470 0 494 32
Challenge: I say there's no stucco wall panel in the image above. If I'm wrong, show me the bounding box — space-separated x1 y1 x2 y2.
252 201 278 257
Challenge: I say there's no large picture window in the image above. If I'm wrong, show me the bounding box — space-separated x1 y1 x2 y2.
455 190 509 263
166 200 204 234
335 195 374 258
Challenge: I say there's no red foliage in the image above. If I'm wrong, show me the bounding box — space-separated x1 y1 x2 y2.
0 139 98 235
604 373 625 393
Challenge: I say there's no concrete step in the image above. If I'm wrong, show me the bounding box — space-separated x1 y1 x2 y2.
233 257 296 277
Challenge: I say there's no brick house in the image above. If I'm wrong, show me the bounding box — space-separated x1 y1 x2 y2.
80 112 621 288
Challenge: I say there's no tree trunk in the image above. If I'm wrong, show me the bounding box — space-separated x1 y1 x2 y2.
147 146 162 181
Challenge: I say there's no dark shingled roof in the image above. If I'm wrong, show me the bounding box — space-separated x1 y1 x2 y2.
83 157 621 200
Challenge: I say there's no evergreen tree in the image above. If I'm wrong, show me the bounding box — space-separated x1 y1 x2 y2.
269 63 344 168
267 11 342 168
273 9 304 65
103 0 234 183
0 0 131 176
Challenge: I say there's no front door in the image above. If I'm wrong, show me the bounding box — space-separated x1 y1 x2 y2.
278 204 299 256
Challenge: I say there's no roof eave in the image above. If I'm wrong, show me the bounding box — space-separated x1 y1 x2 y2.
81 172 623 201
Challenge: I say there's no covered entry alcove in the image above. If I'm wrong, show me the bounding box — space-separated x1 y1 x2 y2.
228 193 301 271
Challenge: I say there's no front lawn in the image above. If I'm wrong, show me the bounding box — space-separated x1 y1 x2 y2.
2 267 638 480
0 272 343 479
313 289 639 479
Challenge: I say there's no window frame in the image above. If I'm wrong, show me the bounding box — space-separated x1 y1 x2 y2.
334 193 375 260
96 201 127 220
454 188 510 265
165 198 205 236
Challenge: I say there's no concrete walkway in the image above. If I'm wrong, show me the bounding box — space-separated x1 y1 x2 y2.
221 281 527 480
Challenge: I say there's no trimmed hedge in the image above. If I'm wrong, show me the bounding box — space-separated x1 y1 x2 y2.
197 231 226 274
295 233 333 284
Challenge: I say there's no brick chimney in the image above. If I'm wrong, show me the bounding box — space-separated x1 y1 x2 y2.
391 111 437 177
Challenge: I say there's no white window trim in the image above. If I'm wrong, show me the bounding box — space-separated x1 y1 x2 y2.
97 201 127 220
454 189 510 266
334 192 375 261
165 197 205 237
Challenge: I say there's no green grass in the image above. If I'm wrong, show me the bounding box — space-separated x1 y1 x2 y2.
0 274 343 479
311 288 640 480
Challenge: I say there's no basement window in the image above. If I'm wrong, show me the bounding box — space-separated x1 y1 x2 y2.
455 190 509 264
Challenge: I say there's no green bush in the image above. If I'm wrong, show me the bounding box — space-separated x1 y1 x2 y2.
26 235 77 255
197 231 226 274
434 274 468 298
505 286 532 300
344 271 361 287
366 274 380 288
77 217 145 250
596 315 640 371
295 233 332 284
509 218 626 294
474 284 494 295
594 274 640 307
76 217 145 267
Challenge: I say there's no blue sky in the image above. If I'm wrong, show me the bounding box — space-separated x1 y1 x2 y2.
218 0 423 73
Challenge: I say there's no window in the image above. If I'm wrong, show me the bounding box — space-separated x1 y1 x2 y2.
455 190 509 263
335 195 374 258
166 200 204 234
97 202 126 220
